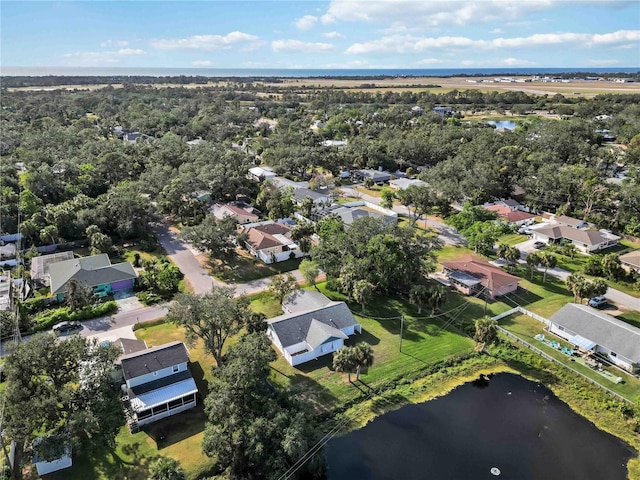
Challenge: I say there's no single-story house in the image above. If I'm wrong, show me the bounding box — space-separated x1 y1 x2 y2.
267 290 362 366
123 132 148 143
210 203 259 224
292 188 330 206
433 106 453 116
32 438 72 476
619 250 640 274
494 199 529 212
555 215 586 229
309 203 397 227
248 166 277 181
49 254 137 302
483 204 536 225
530 225 620 253
354 169 392 183
186 138 206 147
241 221 304 264
389 178 427 191
548 303 640 373
441 255 520 299
270 176 310 190
120 341 198 429
30 251 75 287
321 139 348 148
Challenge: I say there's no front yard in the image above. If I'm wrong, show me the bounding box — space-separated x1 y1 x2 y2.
207 250 302 283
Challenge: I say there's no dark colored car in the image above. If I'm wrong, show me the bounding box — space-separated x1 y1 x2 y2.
533 241 546 249
52 320 82 333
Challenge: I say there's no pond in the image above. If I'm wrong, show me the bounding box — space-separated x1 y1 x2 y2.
327 373 636 480
488 120 517 130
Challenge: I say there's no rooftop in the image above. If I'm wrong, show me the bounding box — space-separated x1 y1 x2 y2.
120 341 190 380
48 254 137 295
441 255 520 291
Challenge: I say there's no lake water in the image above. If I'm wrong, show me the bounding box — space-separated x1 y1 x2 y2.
327 373 636 480
487 120 518 130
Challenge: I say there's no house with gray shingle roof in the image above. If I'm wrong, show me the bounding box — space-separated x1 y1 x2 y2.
619 250 640 274
49 253 137 302
267 290 361 366
548 303 640 373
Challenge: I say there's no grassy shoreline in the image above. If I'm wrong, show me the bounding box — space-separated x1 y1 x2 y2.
333 347 640 479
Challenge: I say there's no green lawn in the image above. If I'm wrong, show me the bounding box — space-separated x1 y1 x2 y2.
434 245 475 262
209 251 301 283
497 233 528 246
498 313 640 402
618 310 640 329
248 290 284 318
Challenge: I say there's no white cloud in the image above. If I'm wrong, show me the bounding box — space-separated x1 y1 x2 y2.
345 29 640 54
321 13 336 25
271 39 334 53
587 58 621 66
150 31 263 51
323 31 345 39
100 39 129 47
294 15 318 30
324 0 558 28
63 48 144 65
192 60 212 66
490 28 504 35
415 58 443 65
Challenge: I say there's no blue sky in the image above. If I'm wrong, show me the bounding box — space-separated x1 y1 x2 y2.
1 1 639 69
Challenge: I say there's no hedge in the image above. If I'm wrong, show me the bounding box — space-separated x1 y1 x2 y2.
30 301 118 333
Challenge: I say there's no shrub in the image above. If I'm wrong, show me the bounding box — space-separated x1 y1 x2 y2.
29 301 118 333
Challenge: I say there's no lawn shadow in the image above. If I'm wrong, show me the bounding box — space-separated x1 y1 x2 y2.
346 328 380 346
286 372 340 414
189 360 209 396
144 404 207 450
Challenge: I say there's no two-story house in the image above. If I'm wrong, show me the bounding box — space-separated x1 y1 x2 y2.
120 341 198 430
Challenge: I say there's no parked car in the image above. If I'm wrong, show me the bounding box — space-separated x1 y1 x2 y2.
52 320 82 333
533 241 546 249
588 296 608 308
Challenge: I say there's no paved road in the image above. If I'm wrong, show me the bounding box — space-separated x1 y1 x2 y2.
154 223 225 294
515 239 639 311
339 186 467 246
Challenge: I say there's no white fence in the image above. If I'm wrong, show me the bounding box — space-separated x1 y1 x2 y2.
492 306 549 325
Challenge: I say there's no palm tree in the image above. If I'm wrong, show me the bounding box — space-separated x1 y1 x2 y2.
526 251 541 279
539 252 557 283
353 342 375 381
566 273 586 303
427 284 445 314
333 347 356 383
409 284 429 314
474 316 498 346
502 246 521 271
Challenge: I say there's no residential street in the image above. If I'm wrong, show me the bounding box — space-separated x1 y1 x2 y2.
515 239 639 311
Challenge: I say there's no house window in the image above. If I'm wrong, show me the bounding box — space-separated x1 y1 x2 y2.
611 352 617 357
558 326 564 331
173 365 179 373
153 371 158 376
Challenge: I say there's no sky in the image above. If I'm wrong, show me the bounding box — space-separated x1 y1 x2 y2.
1 1 639 70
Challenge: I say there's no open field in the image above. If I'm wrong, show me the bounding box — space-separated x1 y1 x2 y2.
9 76 640 97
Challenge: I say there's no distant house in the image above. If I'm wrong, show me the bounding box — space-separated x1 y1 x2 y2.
122 131 151 143
321 139 348 148
411 105 424 115
49 254 137 302
30 251 75 287
210 203 259 224
548 303 640 373
248 166 277 181
354 169 391 183
120 341 198 429
270 176 309 190
0 274 12 312
433 106 453 116
441 255 520 299
186 138 206 146
241 221 303 264
291 188 330 206
32 438 72 476
483 204 535 225
389 178 427 191
0 233 23 244
530 225 620 253
267 290 362 366
619 251 640 274
310 202 397 227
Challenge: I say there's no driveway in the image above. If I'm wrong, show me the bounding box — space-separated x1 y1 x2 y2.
154 223 224 294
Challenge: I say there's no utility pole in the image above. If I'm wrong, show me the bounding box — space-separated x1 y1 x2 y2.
399 315 404 352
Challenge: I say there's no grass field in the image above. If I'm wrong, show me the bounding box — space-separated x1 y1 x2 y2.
209 250 301 283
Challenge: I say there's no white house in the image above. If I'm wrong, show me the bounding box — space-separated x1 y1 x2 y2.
389 178 427 191
530 224 620 253
548 303 640 373
240 220 305 264
248 166 277 180
619 250 640 274
32 438 72 476
120 342 198 429
267 290 362 366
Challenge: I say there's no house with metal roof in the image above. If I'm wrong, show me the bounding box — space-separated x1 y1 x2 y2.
120 342 198 430
48 253 137 302
441 255 520 299
548 303 640 373
267 290 362 366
